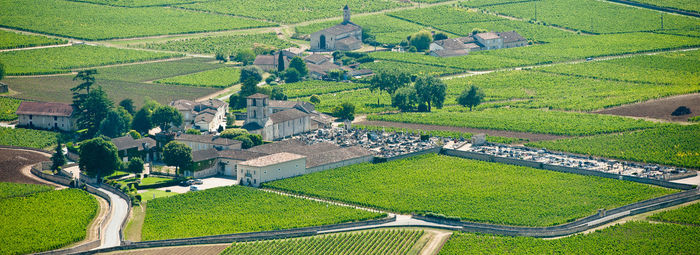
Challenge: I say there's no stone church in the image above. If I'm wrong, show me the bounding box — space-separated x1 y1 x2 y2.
310 5 362 51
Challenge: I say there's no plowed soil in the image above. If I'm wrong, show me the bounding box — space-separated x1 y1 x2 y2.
0 148 49 184
595 93 700 122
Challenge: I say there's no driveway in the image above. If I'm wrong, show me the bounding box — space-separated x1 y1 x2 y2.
157 176 238 194
98 186 130 249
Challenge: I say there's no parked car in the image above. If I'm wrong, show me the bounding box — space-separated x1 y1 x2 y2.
192 179 203 185
190 186 199 191
180 180 194 186
586 57 593 61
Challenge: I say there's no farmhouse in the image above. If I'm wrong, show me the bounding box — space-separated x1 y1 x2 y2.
169 99 227 133
242 93 331 141
111 135 157 162
253 50 295 72
429 31 527 57
310 6 362 51
15 101 75 131
174 133 242 152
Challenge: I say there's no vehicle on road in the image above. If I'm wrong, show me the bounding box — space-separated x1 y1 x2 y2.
193 179 203 185
190 186 199 191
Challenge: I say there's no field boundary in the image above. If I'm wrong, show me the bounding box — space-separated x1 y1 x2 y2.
605 0 700 17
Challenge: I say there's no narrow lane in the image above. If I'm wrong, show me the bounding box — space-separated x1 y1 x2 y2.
98 186 130 249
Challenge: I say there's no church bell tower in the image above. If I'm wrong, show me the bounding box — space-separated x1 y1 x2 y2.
343 5 351 24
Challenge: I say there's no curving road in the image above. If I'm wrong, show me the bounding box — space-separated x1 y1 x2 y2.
97 186 130 249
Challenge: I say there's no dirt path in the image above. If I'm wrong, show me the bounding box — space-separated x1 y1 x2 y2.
419 229 453 255
0 43 73 52
101 243 230 255
355 120 569 142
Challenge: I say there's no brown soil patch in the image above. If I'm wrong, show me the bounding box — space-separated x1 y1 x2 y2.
594 93 700 122
355 120 569 142
0 148 50 184
101 244 230 255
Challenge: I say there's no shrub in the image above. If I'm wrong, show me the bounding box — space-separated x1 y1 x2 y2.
671 106 691 116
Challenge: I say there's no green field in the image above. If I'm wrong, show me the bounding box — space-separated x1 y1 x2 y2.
70 0 212 7
367 108 660 136
221 229 424 255
278 80 369 99
439 221 700 254
140 33 295 55
94 57 224 83
0 187 98 255
0 127 59 149
139 189 177 203
648 203 700 226
178 0 409 24
627 0 700 13
0 182 53 199
360 61 464 77
468 0 700 34
2 76 218 108
0 0 274 40
0 30 67 50
141 185 385 240
304 88 396 114
155 67 241 88
0 97 21 121
295 14 429 45
527 125 700 169
0 45 181 75
265 154 674 227
353 124 524 144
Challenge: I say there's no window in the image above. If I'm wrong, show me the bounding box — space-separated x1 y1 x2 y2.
54 116 57 121
29 115 33 120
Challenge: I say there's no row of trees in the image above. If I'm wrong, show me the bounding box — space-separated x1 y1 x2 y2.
370 71 447 112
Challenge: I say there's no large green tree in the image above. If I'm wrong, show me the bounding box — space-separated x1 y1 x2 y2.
132 99 160 134
392 86 418 112
75 87 113 137
409 30 433 52
0 61 5 81
288 57 308 77
457 85 485 111
127 157 144 175
50 142 66 172
414 76 446 112
162 141 192 174
240 66 263 84
234 49 256 65
79 137 119 178
277 53 286 72
71 69 97 103
369 70 411 105
151 105 183 132
331 102 355 121
119 99 135 114
99 107 133 138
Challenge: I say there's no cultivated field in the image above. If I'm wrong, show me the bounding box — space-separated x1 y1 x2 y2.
295 14 429 45
0 149 50 185
155 67 241 88
0 30 67 50
0 97 21 121
0 182 53 199
94 57 225 83
0 127 59 149
140 33 295 55
595 93 700 122
648 203 700 226
280 81 369 99
265 154 674 227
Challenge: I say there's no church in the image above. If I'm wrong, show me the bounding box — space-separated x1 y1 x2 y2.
242 94 332 141
310 5 362 51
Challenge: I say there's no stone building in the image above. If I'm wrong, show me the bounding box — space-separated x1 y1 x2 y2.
15 101 75 131
310 6 362 51
174 133 242 152
169 99 227 132
242 93 313 141
112 135 158 162
429 31 527 57
238 152 307 187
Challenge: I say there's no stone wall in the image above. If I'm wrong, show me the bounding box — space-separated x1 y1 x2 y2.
374 147 442 163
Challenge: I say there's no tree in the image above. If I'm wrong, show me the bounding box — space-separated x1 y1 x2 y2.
228 93 246 110
234 135 254 149
50 142 66 172
327 69 347 82
99 107 132 138
248 134 263 146
71 69 97 95
309 95 321 104
234 49 256 65
241 76 259 96
414 76 446 112
471 28 488 35
392 87 418 112
132 107 153 134
215 52 228 63
127 157 144 175
0 61 5 81
331 102 355 121
433 32 449 41
76 87 113 138
369 70 411 105
457 85 485 111
288 57 308 77
185 128 201 135
409 31 433 52
151 105 183 132
119 99 134 114
277 52 286 72
269 87 287 100
162 141 192 174
240 66 263 84
284 68 301 83
220 128 249 139
79 137 119 178
128 130 141 139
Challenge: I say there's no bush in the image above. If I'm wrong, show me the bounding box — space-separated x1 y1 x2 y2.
185 128 201 135
331 102 355 121
671 106 691 116
309 95 321 104
234 136 254 149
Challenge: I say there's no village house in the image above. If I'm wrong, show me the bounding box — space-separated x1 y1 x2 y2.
253 50 296 72
15 101 75 131
169 99 227 132
174 133 242 152
429 31 527 57
111 135 157 162
310 6 362 51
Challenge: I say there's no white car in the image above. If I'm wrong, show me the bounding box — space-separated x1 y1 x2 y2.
189 186 199 191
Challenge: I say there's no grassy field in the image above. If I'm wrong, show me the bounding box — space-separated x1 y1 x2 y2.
140 33 296 55
94 57 224 83
439 221 700 254
648 203 700 226
0 182 53 199
295 14 429 45
221 229 424 255
265 154 674 227
367 108 661 136
0 97 22 121
0 45 181 75
527 125 700 169
468 0 700 34
0 30 67 50
0 187 98 255
0 0 274 40
278 81 369 99
2 75 219 108
139 189 177 203
178 0 409 24
141 185 385 240
155 67 241 88
360 61 465 77
0 127 59 149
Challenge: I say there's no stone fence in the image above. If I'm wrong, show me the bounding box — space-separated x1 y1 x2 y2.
72 215 396 255
442 149 696 190
415 189 700 238
374 147 442 163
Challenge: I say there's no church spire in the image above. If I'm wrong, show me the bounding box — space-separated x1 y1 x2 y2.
343 5 351 24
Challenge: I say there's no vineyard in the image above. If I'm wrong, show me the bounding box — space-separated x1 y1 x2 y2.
303 88 396 114
352 124 523 144
0 127 59 149
359 61 464 77
0 188 98 255
72 0 213 7
0 182 53 200
95 57 224 83
221 229 424 255
439 221 700 254
295 14 428 45
0 30 66 50
627 0 700 13
178 0 408 24
0 44 181 75
155 67 241 88
367 108 661 136
0 0 274 40
141 185 385 240
648 203 700 226
468 0 700 34
264 154 674 227
279 80 369 99
141 33 295 55
527 124 700 169
0 97 21 121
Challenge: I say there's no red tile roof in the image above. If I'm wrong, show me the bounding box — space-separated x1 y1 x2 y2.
16 101 74 117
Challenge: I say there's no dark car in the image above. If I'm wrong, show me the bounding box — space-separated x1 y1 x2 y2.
179 180 195 186
192 179 204 185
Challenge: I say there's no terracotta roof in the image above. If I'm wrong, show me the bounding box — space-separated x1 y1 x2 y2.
500 31 527 43
269 100 315 113
253 55 275 66
247 140 372 168
464 43 481 49
112 136 157 151
217 149 269 161
475 32 499 40
433 38 467 50
247 93 269 99
169 100 196 111
239 152 306 167
192 148 220 162
16 101 74 117
304 54 330 65
198 99 226 109
195 112 215 123
315 23 361 36
269 109 308 124
175 133 241 146
306 146 371 168
456 36 476 43
307 62 342 76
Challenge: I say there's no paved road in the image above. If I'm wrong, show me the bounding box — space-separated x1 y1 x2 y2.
99 187 130 249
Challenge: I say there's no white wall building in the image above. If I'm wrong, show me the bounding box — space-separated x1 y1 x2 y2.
15 101 75 131
169 99 227 132
310 6 362 51
174 133 242 152
237 152 307 187
242 94 317 141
